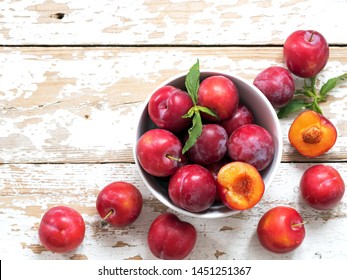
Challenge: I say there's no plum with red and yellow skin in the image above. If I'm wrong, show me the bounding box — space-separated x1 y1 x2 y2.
257 206 306 254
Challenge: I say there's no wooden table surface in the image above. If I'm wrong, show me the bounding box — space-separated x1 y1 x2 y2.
1 0 346 260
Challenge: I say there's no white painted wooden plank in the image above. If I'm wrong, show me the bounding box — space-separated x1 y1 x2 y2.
1 47 346 163
0 0 346 45
0 162 346 260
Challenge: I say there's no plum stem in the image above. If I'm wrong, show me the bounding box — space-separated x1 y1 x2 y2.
291 221 308 228
101 209 114 227
166 154 181 162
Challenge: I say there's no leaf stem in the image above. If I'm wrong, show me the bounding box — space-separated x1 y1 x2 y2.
310 76 317 94
277 72 347 118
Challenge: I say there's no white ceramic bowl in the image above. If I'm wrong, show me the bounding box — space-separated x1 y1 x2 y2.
134 71 283 218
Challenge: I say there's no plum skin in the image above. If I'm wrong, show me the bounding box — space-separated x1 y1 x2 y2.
227 124 275 171
136 129 184 177
147 213 197 260
253 66 295 108
148 85 193 133
283 30 329 78
38 206 85 253
186 124 228 165
96 181 143 227
219 104 254 136
168 164 216 213
197 75 239 121
257 206 306 254
300 164 345 210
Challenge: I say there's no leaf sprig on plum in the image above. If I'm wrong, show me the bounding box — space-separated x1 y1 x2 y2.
277 73 347 119
182 59 217 153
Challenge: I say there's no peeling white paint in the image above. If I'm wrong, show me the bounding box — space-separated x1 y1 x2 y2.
1 0 347 261
1 47 346 164
61 104 138 150
1 163 347 260
0 0 347 44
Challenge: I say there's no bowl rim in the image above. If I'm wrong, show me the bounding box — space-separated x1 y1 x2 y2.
133 70 283 218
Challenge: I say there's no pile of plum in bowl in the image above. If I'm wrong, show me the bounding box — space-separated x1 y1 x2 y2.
134 61 282 218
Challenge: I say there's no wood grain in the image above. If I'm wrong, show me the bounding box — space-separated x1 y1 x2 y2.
1 162 346 260
1 47 346 164
1 0 347 261
1 0 347 46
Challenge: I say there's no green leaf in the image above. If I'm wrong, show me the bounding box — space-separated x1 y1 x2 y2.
196 105 218 118
182 111 202 154
185 59 200 105
320 73 347 97
277 99 311 119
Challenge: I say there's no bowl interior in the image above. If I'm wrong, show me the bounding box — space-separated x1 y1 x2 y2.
134 71 283 218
